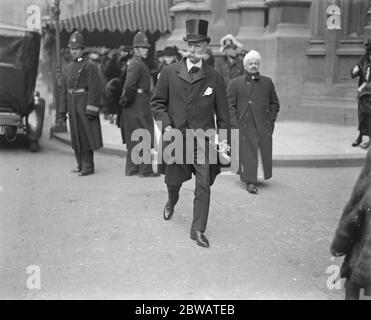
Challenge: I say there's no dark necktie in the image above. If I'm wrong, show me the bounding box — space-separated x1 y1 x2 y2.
189 66 200 80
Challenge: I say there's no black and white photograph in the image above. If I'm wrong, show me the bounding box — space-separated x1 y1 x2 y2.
1 0 371 305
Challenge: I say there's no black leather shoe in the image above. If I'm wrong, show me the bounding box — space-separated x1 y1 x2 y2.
352 138 362 147
71 167 81 173
246 183 258 194
190 231 209 248
163 201 174 220
29 140 40 152
139 172 160 177
78 170 94 176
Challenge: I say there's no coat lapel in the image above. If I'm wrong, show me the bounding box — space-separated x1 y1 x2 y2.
176 60 210 85
192 64 208 83
177 60 193 84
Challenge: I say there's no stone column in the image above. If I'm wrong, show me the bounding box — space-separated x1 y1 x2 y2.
364 0 371 40
265 0 312 37
164 0 212 47
227 0 266 40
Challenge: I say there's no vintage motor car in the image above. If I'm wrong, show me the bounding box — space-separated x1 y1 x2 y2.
0 24 44 151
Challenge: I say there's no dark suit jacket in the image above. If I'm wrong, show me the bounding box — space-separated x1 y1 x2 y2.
152 59 230 133
151 59 231 185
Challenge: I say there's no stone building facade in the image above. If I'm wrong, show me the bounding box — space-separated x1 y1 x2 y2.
163 0 371 125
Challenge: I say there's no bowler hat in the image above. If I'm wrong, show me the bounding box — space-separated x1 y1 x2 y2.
68 31 85 49
163 46 177 57
132 31 151 48
183 19 210 44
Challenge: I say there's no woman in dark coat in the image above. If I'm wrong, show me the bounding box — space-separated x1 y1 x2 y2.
331 148 371 299
351 40 371 149
227 50 279 194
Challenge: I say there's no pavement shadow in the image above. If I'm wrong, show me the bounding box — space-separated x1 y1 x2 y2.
0 135 30 151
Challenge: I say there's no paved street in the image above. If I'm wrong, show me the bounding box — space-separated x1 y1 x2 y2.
0 125 361 300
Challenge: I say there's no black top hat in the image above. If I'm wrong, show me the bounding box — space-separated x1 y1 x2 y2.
365 39 371 51
183 19 210 44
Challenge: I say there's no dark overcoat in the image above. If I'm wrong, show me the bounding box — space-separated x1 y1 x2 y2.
60 56 103 152
119 55 154 147
227 72 279 183
352 55 371 136
215 56 244 86
151 59 231 186
331 149 371 297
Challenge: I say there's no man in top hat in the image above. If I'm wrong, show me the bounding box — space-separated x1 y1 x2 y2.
227 50 280 194
351 39 371 149
151 19 231 248
215 34 244 86
119 31 158 177
59 31 103 176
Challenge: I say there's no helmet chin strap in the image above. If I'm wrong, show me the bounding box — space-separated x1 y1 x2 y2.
72 51 83 61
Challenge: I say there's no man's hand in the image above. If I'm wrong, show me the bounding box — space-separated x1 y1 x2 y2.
164 125 172 133
353 65 360 75
58 113 67 122
162 126 176 165
217 139 230 154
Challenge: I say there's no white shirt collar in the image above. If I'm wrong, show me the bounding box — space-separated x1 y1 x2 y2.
186 58 202 72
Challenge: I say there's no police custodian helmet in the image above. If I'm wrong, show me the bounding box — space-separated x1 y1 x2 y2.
68 31 86 49
132 31 151 48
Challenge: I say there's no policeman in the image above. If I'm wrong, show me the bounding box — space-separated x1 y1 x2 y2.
119 31 158 177
59 31 103 176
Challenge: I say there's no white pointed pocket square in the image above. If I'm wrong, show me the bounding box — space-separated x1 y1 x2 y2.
203 87 213 96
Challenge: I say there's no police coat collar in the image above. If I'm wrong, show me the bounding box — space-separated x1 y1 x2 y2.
73 52 88 62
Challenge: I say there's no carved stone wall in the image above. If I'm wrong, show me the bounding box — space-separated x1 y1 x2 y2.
161 0 370 124
297 0 369 125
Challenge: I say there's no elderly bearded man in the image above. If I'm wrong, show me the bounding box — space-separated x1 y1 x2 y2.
227 50 280 194
151 19 231 248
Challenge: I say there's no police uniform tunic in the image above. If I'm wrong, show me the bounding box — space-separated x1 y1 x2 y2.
119 55 154 175
60 55 103 153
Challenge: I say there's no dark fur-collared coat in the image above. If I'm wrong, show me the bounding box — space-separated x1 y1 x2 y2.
331 148 371 297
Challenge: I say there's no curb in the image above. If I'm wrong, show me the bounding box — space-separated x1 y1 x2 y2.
51 131 366 168
272 155 365 168
51 131 126 157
